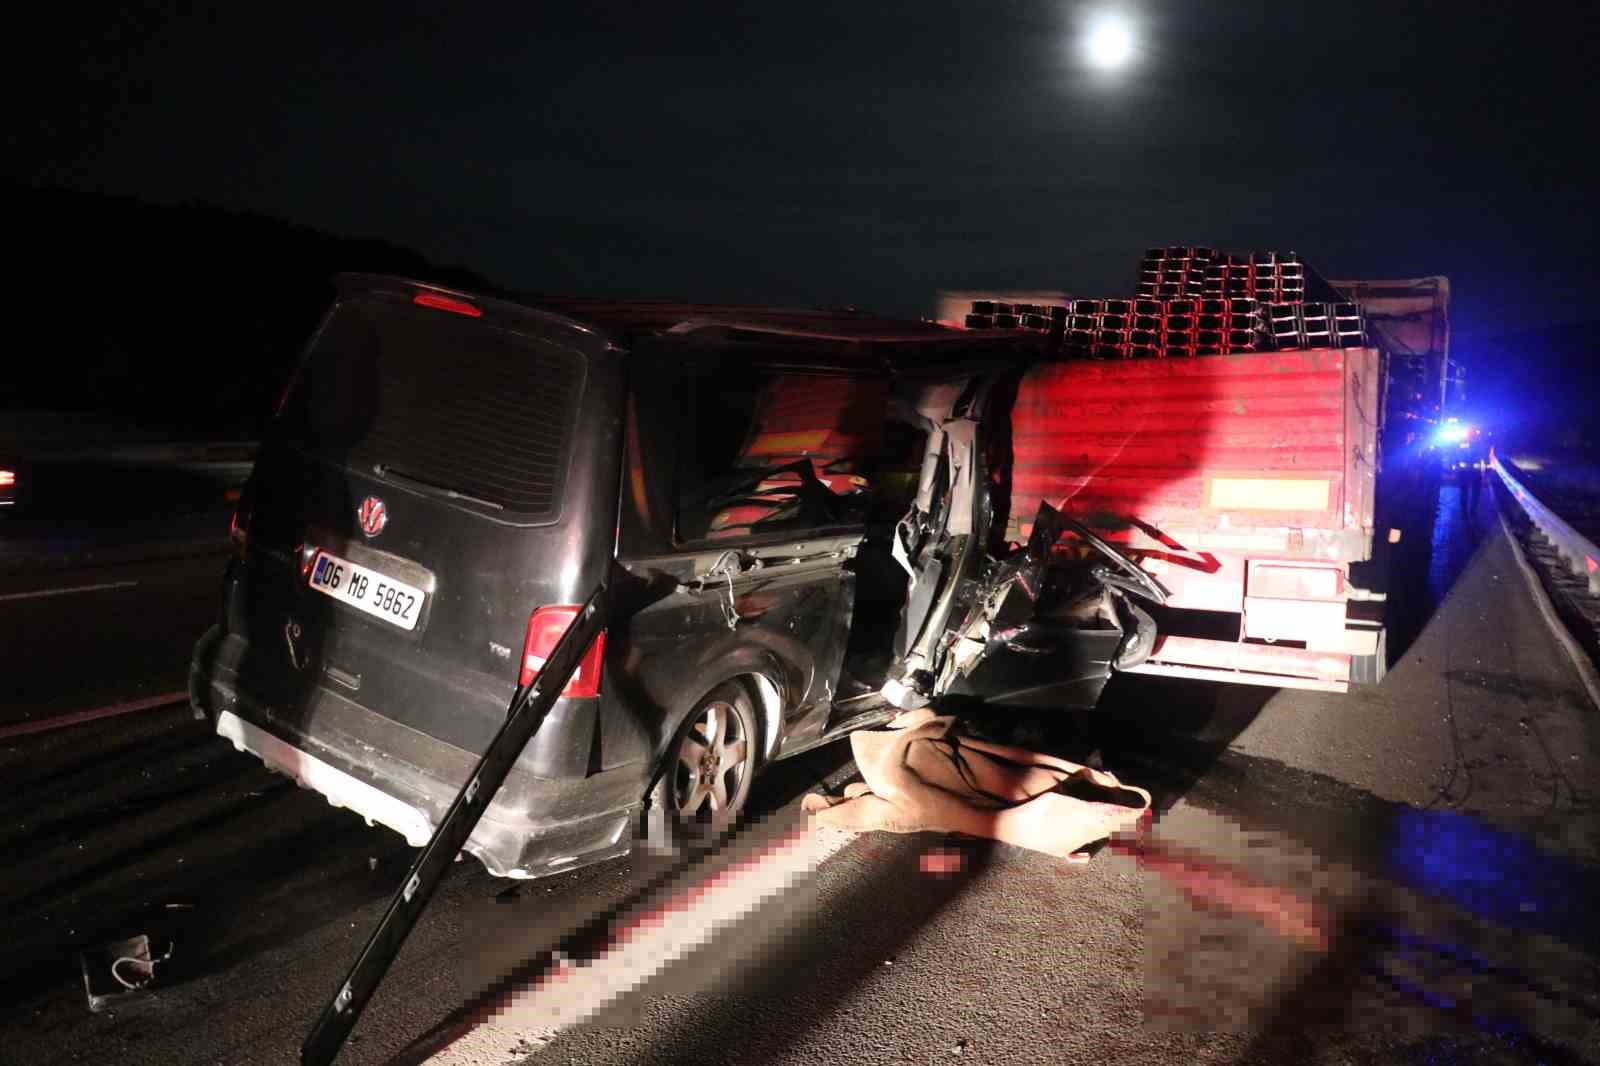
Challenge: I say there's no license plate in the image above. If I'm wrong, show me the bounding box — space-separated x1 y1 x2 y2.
307 551 425 631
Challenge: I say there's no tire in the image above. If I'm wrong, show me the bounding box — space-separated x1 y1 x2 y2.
644 681 760 852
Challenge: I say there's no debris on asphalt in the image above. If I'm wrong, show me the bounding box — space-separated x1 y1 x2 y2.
80 934 173 1012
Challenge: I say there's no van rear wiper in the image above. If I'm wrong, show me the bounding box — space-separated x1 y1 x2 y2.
372 463 504 511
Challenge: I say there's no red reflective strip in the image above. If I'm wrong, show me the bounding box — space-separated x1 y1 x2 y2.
413 292 483 317
1587 556 1598 574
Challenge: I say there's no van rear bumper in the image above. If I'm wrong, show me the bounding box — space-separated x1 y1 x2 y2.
190 625 641 878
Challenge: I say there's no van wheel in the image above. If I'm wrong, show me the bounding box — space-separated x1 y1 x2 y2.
646 681 759 850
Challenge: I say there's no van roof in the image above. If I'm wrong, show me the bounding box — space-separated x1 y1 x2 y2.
334 273 1037 373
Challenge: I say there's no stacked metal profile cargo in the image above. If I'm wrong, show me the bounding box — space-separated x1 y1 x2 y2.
964 299 1067 334
962 245 1366 359
1263 301 1368 350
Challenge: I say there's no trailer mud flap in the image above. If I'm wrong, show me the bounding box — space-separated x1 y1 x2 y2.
301 583 608 1066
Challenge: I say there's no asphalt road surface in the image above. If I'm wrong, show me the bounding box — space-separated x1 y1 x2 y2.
2 483 1597 1066
0 451 242 728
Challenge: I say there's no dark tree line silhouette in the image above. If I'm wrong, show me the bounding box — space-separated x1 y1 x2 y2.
2 181 494 440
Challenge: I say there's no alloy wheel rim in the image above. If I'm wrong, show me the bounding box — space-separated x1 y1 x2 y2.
673 700 750 821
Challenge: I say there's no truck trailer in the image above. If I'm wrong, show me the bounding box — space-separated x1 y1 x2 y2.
905 270 1451 696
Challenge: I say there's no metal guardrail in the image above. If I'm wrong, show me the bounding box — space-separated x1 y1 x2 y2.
1491 450 1600 596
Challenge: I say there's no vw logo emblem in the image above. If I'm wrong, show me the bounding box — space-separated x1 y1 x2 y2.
357 495 388 538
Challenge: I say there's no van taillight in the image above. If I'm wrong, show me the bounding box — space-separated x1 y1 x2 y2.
413 292 483 318
230 480 255 556
521 605 606 697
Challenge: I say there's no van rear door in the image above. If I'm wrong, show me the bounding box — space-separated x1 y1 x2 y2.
233 281 620 758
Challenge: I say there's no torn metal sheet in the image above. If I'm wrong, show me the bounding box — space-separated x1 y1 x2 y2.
882 398 984 706
886 486 1167 709
881 349 1173 711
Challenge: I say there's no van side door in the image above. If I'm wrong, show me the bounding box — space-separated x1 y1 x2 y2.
612 353 889 759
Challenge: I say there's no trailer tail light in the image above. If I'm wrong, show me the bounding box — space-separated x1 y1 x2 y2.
521 605 607 696
1250 563 1344 600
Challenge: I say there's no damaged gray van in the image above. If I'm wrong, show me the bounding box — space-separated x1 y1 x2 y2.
190 275 1162 879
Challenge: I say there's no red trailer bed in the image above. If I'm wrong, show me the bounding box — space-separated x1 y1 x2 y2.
1005 347 1383 691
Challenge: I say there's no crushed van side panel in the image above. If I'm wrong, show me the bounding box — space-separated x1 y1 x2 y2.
881 375 1158 711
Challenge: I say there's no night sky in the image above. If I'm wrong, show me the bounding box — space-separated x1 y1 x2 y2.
7 2 1598 366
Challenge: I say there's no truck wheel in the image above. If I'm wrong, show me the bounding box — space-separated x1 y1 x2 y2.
644 681 759 852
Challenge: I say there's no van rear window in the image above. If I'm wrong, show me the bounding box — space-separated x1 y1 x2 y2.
277 296 584 519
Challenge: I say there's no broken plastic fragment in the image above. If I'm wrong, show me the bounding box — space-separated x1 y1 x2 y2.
80 935 172 1012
